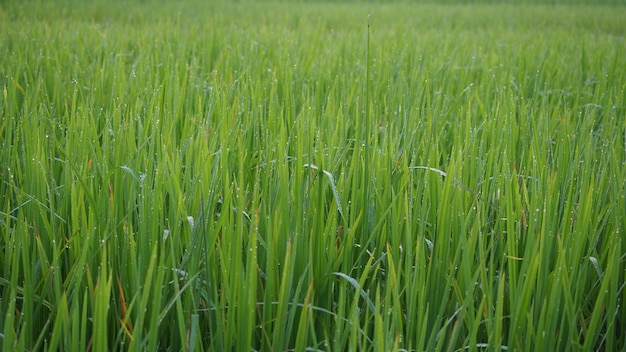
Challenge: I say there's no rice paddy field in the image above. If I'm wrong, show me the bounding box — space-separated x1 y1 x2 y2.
1 0 626 350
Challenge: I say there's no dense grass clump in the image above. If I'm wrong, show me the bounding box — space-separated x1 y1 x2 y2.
1 0 625 351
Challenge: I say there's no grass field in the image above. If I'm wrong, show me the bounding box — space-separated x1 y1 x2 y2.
1 0 625 351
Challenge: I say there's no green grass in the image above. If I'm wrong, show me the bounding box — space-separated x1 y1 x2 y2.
1 0 625 351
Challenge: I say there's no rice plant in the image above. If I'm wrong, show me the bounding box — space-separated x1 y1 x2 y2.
1 0 625 351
